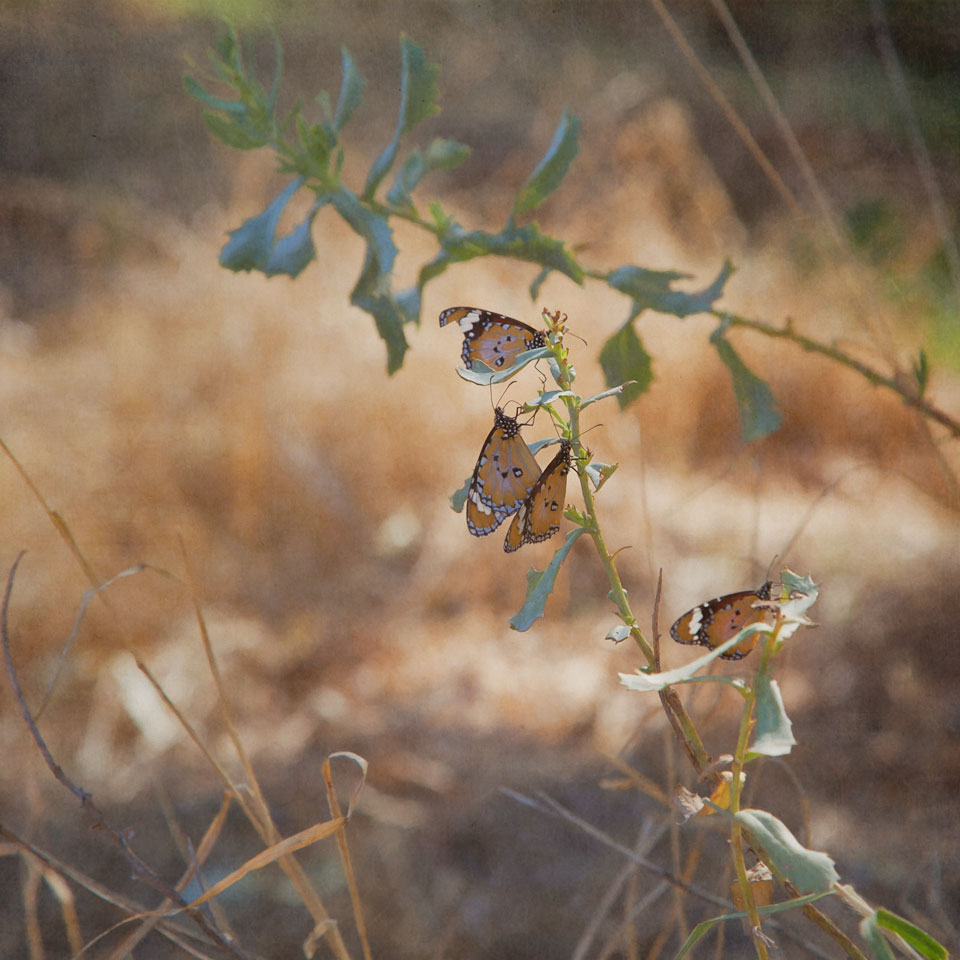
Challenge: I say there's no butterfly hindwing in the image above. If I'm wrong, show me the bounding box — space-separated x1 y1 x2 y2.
503 440 572 552
669 581 774 660
439 306 547 371
466 407 541 538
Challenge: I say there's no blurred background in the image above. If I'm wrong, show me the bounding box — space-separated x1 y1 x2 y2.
1 2 959 957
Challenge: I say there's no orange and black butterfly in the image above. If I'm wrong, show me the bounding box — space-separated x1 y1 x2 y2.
466 407 542 537
504 440 572 552
670 582 775 660
439 307 547 371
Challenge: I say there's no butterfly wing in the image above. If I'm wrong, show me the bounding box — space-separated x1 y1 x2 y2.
670 581 774 660
439 306 546 370
466 407 541 538
503 440 572 552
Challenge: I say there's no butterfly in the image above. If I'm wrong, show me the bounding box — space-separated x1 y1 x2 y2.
466 407 542 537
504 440 572 552
439 307 547 371
670 581 776 660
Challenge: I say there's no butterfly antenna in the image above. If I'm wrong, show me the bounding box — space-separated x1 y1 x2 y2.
491 379 519 413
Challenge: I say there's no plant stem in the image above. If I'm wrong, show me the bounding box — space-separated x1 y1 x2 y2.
721 311 960 438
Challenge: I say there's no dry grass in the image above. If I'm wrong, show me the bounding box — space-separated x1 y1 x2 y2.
1 4 959 957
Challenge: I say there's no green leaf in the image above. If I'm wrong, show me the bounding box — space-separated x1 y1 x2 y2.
363 36 440 200
735 809 839 893
607 260 733 319
450 477 471 513
673 893 832 960
183 74 247 115
597 324 653 409
333 46 364 131
710 331 782 441
424 137 471 172
913 348 929 398
509 529 586 631
513 108 580 217
201 110 266 150
874 910 948 960
749 673 796 758
860 912 897 960
219 179 304 272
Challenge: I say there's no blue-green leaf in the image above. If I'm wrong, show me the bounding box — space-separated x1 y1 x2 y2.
734 809 839 893
329 187 397 276
386 152 425 212
450 477 471 513
349 252 408 374
525 390 576 406
606 625 631 644
509 528 586 631
529 265 552 301
513 109 580 217
597 323 653 409
710 330 782 441
454 347 552 386
608 260 733 319
333 46 364 131
263 203 321 278
749 673 795 758
363 36 440 200
220 179 303 272
580 383 637 410
437 222 585 285
584 461 617 490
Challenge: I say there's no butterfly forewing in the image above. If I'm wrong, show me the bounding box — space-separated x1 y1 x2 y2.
503 440 572 552
669 581 774 660
439 306 547 370
466 407 541 538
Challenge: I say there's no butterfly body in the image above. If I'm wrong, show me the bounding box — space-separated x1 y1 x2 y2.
670 582 775 660
466 407 541 537
439 307 546 371
504 440 572 552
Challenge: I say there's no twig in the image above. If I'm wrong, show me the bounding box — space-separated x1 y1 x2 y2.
722 312 960 439
0 554 249 960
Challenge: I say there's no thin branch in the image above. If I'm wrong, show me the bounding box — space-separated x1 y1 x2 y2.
0 554 249 960
722 312 960 439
